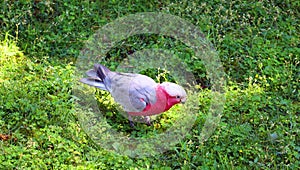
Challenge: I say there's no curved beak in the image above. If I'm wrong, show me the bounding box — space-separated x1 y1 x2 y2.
180 97 187 104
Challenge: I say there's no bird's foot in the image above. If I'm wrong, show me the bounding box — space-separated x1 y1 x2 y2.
128 114 135 127
129 120 135 128
144 116 151 126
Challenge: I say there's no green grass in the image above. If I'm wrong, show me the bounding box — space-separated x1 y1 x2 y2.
0 0 299 169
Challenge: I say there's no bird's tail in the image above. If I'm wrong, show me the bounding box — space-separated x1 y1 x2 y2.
79 64 111 91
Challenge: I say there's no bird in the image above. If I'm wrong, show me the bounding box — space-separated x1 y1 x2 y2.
80 64 187 127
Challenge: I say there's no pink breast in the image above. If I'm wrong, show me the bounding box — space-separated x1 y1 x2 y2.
128 85 168 116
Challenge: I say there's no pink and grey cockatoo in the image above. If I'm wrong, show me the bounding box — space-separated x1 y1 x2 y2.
80 64 187 126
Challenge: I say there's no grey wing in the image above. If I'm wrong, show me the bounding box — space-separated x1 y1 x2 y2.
109 73 157 112
128 82 157 111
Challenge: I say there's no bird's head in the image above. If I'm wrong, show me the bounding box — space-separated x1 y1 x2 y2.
160 82 187 109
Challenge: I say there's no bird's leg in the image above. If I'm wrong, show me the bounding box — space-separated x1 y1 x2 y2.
128 114 135 127
144 116 151 126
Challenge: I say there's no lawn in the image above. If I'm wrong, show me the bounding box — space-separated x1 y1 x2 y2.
0 0 299 169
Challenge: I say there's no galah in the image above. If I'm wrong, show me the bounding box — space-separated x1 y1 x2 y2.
80 64 187 126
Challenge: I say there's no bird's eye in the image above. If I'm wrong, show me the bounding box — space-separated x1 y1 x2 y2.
176 95 180 99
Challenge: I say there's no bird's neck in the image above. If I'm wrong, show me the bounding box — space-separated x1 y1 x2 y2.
157 85 180 112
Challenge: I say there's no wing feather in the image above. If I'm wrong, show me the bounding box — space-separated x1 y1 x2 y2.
109 73 157 112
